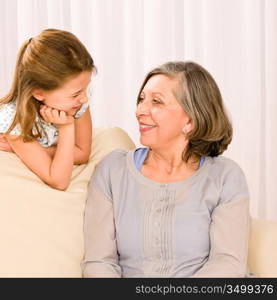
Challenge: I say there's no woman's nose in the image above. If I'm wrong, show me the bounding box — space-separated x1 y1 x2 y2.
136 101 150 116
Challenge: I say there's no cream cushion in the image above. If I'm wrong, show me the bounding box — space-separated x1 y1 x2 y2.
248 217 277 277
0 127 135 277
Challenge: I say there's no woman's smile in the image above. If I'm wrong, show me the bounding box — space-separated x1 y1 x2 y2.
139 122 157 133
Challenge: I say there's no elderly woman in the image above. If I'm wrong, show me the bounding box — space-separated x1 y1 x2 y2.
82 61 250 278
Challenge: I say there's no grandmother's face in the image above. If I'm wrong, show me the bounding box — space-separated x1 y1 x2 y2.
136 74 192 149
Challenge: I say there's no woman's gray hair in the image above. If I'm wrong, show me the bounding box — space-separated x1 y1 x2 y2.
136 61 233 162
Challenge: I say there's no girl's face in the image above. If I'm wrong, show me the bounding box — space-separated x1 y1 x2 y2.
136 74 193 150
32 71 92 116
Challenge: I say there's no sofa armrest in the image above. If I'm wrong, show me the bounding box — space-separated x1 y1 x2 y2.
248 217 277 277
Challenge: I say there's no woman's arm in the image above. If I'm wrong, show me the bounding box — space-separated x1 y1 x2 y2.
192 166 250 277
192 196 250 277
82 166 121 277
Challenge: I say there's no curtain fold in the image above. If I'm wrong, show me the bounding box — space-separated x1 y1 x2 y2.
0 0 276 220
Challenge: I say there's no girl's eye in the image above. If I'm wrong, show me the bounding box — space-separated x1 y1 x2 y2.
73 94 80 98
153 99 161 104
137 96 144 103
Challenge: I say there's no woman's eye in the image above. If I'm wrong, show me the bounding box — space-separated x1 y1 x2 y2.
137 97 144 103
153 99 161 104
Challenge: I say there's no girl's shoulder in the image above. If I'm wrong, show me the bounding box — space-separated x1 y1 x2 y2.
0 101 58 146
74 103 89 119
0 101 16 116
36 117 58 147
0 101 19 134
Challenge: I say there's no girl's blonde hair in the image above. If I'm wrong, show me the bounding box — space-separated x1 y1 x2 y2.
137 61 233 162
0 28 95 142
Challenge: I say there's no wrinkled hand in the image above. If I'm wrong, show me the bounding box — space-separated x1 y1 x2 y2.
0 134 14 152
40 105 74 126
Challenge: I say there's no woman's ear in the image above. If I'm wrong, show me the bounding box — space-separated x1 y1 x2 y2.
182 118 194 135
32 89 45 101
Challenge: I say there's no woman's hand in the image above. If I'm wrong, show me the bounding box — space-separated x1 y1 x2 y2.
0 134 14 152
40 105 74 126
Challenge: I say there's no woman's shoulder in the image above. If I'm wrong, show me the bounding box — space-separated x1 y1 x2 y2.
97 149 133 170
103 148 129 160
208 156 249 203
91 149 134 187
207 155 248 189
208 155 244 173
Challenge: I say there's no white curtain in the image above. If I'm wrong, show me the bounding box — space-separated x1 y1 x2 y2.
0 0 276 220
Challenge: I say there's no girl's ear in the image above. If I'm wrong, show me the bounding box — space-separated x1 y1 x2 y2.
32 89 45 101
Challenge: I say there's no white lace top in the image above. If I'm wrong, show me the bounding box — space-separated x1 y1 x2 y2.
0 101 88 147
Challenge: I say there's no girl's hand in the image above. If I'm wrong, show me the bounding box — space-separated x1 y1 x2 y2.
0 134 14 152
40 105 74 126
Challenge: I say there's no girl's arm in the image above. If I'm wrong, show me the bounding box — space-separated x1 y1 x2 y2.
44 108 92 164
74 107 93 163
0 134 13 152
5 109 75 191
0 108 92 165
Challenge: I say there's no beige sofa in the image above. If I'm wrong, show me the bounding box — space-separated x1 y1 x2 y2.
0 127 135 277
0 126 276 277
248 218 277 277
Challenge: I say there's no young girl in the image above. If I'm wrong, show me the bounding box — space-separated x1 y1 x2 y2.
0 28 96 190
